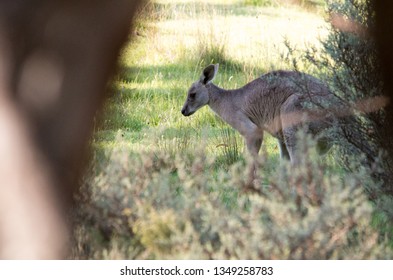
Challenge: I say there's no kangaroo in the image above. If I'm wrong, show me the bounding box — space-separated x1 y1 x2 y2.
181 64 338 165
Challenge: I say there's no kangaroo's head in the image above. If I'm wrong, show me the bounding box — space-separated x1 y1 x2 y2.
181 64 219 116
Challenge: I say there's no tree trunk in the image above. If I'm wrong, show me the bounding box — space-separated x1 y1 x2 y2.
0 0 143 259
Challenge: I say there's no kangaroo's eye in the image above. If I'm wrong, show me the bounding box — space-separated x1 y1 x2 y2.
189 92 196 98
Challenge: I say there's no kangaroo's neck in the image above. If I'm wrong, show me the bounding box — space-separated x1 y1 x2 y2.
207 82 225 101
206 83 243 121
207 83 230 114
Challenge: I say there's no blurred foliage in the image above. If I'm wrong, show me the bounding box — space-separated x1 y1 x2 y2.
71 134 393 259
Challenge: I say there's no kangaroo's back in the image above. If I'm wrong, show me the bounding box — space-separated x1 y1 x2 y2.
243 70 334 132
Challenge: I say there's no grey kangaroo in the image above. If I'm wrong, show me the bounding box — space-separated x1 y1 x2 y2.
181 64 337 165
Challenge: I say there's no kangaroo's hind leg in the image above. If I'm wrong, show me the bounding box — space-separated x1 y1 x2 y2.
282 126 300 164
277 138 290 160
280 94 305 165
244 130 263 185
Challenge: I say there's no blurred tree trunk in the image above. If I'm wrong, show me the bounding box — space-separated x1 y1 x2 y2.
0 0 142 259
374 0 393 193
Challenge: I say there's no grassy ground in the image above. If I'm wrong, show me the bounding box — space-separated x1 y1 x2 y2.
95 0 328 167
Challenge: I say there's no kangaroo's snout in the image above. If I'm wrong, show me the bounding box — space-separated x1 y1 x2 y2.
181 107 193 116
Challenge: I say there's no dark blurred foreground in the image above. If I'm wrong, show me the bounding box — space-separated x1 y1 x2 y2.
0 0 143 259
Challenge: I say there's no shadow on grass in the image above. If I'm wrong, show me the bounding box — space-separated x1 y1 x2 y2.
109 85 184 102
116 59 244 85
116 64 191 84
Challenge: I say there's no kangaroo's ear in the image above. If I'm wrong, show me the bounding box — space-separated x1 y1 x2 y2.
200 64 219 85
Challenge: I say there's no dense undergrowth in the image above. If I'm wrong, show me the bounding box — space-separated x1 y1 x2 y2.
72 135 392 259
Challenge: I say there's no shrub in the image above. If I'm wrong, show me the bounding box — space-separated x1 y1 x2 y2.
302 0 393 210
71 134 392 259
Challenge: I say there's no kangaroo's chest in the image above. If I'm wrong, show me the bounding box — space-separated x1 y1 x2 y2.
243 96 288 136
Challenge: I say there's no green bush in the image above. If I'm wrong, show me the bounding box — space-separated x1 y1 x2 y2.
71 134 392 259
